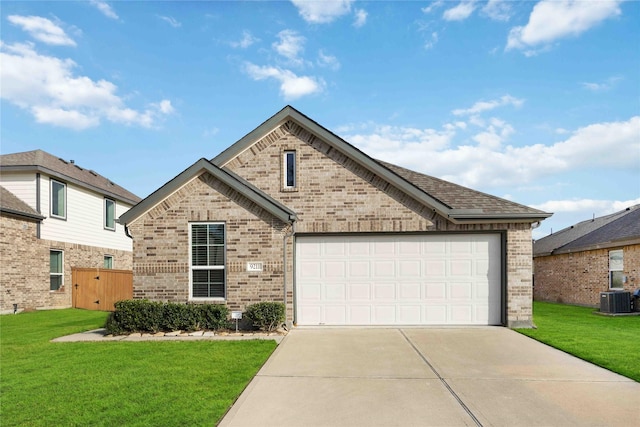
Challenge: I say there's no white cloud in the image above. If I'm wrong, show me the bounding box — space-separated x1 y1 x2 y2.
273 30 306 65
89 0 119 20
230 30 259 49
159 15 181 28
482 0 512 22
443 1 477 22
244 63 324 100
353 9 367 27
342 115 639 189
290 0 354 24
8 15 76 46
581 75 622 92
0 42 173 130
452 95 524 116
424 32 439 50
507 0 622 52
317 50 340 70
422 1 444 15
532 198 640 215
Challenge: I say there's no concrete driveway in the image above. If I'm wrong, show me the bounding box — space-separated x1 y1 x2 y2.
219 327 640 427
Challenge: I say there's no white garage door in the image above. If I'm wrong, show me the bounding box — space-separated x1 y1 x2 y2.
295 234 502 326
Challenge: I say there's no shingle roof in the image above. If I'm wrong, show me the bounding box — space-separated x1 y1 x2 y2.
377 160 547 216
0 149 140 205
213 106 550 223
0 186 44 220
533 205 640 256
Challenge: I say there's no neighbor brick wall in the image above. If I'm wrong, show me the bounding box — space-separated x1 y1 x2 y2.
534 244 640 307
0 213 133 313
128 121 537 326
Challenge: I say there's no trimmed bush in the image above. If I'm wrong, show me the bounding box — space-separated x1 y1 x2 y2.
244 302 285 332
105 300 229 335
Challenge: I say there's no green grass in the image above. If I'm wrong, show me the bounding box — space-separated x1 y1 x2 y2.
0 309 277 426
516 301 640 382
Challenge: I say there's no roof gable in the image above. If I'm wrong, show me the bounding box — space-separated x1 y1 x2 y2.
118 158 297 225
0 149 140 205
213 106 550 224
0 186 44 221
534 205 640 256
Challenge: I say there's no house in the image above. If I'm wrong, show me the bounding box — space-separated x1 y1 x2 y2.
533 205 640 307
119 106 550 328
0 150 141 313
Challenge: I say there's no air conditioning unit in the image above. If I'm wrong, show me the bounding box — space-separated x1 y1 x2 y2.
600 292 631 314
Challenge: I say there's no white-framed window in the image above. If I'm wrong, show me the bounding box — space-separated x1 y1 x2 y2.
50 179 66 219
189 223 226 299
50 250 63 291
283 150 296 189
104 255 114 269
104 198 116 230
609 249 624 289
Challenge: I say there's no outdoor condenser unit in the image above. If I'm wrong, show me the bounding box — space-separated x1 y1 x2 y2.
600 291 631 314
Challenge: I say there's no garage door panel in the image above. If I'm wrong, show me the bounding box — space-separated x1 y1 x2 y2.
374 283 396 300
296 234 501 326
450 305 473 323
399 283 421 300
425 282 446 299
349 261 370 277
348 283 371 300
425 305 447 323
349 305 372 324
373 305 396 324
325 283 346 301
399 305 422 324
324 306 346 324
325 261 346 278
399 260 421 276
299 261 321 278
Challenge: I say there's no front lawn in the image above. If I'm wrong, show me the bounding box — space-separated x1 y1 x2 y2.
0 309 277 426
516 301 640 382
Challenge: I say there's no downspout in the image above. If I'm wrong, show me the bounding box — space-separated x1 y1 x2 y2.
283 218 296 329
36 173 41 239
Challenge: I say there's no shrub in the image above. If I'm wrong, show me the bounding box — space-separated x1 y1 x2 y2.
198 304 230 331
244 302 285 332
104 300 229 334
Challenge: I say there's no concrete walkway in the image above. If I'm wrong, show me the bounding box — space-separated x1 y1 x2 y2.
219 327 640 427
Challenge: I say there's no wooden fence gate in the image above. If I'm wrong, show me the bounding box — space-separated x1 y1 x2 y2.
72 268 133 311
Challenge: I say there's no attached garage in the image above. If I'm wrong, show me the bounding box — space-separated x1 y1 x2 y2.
295 234 503 326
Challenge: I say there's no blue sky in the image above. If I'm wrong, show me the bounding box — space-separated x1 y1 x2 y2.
1 0 638 239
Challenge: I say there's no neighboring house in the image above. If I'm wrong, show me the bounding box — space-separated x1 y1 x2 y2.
0 150 141 313
533 205 640 307
119 106 550 328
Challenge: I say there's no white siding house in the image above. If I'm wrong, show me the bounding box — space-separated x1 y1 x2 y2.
0 149 141 313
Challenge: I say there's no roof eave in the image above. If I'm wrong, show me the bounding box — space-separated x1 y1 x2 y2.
0 208 44 221
1 165 140 205
118 158 296 226
448 212 552 224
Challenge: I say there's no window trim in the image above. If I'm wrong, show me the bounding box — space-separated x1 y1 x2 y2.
283 150 296 190
609 249 624 290
188 222 226 301
104 198 116 231
50 179 67 220
50 249 64 291
104 255 114 269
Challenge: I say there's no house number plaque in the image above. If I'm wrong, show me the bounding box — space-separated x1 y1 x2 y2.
246 262 263 272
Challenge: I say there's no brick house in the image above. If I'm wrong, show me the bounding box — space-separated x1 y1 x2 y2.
119 106 550 328
0 150 141 313
533 205 640 307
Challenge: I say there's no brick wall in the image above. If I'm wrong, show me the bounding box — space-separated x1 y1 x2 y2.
0 213 133 313
128 121 537 326
534 244 640 307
